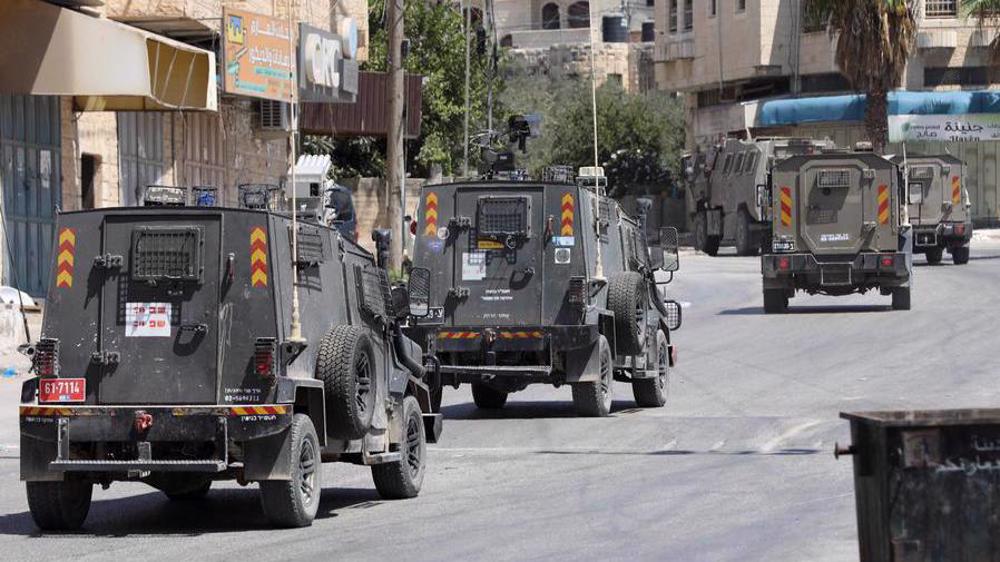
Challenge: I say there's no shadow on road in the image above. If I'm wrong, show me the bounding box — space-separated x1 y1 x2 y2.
441 400 640 420
0 486 382 537
535 447 823 457
719 305 890 316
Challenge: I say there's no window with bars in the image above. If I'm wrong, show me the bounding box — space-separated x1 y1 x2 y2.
925 0 957 17
684 0 693 30
924 66 989 87
709 0 717 17
669 0 677 32
737 0 746 13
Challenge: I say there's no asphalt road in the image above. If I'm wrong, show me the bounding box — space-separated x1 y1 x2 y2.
1 238 998 561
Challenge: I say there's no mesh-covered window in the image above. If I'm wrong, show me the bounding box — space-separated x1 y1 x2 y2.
131 227 203 282
817 169 851 188
477 196 531 238
924 0 957 17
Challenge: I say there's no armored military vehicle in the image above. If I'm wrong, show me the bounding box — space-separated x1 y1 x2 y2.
406 154 683 417
683 138 835 256
761 146 913 313
889 154 972 265
19 185 440 530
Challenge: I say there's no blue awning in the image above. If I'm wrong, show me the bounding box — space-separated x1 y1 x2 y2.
757 91 1000 127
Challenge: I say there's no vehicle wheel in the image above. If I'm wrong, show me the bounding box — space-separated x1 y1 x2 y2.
925 247 943 265
260 413 321 528
633 331 669 408
694 213 720 256
26 480 93 531
471 383 508 409
763 289 788 314
892 287 911 311
735 209 757 256
316 326 376 440
952 246 970 265
372 396 426 499
572 335 614 417
607 271 647 355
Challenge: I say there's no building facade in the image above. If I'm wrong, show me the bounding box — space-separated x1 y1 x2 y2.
654 0 1000 225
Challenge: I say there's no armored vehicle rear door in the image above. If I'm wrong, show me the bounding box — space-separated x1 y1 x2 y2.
793 157 880 255
903 156 967 226
450 187 545 327
97 213 221 404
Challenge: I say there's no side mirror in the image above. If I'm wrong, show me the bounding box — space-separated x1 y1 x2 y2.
408 267 431 317
391 285 410 320
659 226 680 273
663 299 682 331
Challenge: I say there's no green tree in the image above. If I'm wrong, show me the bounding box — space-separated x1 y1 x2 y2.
813 0 917 153
367 0 503 176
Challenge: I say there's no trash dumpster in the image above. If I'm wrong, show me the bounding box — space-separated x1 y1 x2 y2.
838 409 1000 562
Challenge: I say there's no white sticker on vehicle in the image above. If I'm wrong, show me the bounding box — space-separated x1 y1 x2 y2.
553 236 575 247
819 233 850 242
125 302 171 337
462 251 486 281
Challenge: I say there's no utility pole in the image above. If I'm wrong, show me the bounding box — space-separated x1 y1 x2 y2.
463 0 471 178
386 0 405 272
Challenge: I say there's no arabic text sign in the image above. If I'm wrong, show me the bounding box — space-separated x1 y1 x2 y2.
889 113 1000 143
223 9 296 102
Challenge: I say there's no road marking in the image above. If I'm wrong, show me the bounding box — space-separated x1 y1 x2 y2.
760 420 822 453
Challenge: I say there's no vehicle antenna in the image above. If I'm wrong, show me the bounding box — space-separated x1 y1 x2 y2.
287 0 305 343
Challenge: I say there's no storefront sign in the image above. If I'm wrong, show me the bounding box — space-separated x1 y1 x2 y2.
223 9 295 102
889 114 1000 143
298 23 359 103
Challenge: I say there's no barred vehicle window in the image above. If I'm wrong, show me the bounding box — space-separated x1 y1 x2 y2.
924 0 957 17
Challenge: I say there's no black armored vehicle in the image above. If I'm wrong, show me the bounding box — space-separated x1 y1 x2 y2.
407 124 683 417
19 185 440 530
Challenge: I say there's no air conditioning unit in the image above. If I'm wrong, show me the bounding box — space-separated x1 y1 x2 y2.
257 100 291 137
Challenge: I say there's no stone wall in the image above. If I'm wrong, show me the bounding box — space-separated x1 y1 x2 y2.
509 43 652 92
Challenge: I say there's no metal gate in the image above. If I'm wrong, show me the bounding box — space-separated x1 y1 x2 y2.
118 112 166 206
181 112 225 204
0 95 61 296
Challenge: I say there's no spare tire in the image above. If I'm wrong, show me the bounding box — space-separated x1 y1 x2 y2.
316 326 377 440
607 271 647 356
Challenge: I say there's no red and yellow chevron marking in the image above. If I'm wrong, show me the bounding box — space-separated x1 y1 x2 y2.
20 406 73 417
424 192 439 236
250 227 268 288
779 187 793 227
230 405 288 416
951 176 962 206
437 331 480 340
499 330 545 340
560 193 574 236
56 227 76 288
877 184 890 225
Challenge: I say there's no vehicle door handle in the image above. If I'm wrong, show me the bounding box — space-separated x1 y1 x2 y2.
179 323 208 335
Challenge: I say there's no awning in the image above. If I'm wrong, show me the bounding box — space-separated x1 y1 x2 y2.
300 72 423 138
757 90 1000 127
0 0 217 111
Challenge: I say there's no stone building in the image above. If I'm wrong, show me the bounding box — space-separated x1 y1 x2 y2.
654 0 1000 225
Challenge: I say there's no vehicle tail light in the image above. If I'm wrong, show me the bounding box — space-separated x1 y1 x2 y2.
778 257 790 271
881 255 895 268
410 219 417 236
567 276 587 305
32 338 59 377
254 338 277 379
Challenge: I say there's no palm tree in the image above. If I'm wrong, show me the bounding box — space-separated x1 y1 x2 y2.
961 0 1000 64
814 0 917 153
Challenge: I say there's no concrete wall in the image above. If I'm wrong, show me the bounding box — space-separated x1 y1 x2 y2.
508 43 652 93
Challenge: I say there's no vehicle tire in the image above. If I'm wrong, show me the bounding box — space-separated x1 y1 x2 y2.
26 480 93 531
160 476 212 501
259 413 322 528
471 383 508 409
735 209 757 256
316 326 376 440
372 396 426 499
952 246 970 265
572 335 614 417
607 271 647 356
694 213 720 256
892 287 911 311
925 247 943 265
633 331 669 408
763 289 788 314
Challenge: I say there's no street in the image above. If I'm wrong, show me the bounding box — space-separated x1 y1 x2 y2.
0 237 996 561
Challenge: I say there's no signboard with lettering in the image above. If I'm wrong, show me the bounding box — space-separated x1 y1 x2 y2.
298 22 359 103
223 9 296 102
889 113 1000 143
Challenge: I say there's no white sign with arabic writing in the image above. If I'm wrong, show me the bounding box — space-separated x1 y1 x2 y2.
889 113 1000 143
